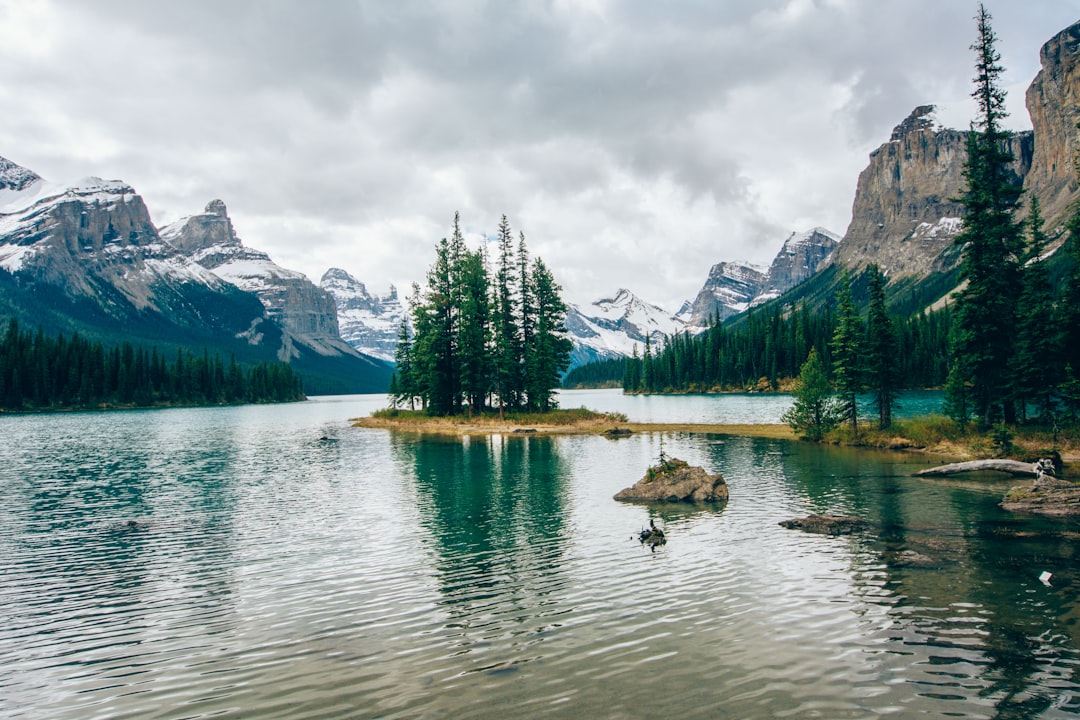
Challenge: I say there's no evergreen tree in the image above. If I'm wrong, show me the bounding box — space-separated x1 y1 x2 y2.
525 258 572 411
831 271 865 438
1013 196 1061 421
1060 196 1080 402
457 246 491 415
865 264 898 429
492 215 522 413
392 317 416 410
781 348 840 441
622 344 642 391
518 231 533 392
947 4 1025 428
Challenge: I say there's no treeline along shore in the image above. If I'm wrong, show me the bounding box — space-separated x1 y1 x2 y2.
0 319 305 412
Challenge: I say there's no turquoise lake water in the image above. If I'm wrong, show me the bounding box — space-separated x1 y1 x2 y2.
1 389 1078 719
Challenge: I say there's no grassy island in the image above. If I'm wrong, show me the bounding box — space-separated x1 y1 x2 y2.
353 407 795 439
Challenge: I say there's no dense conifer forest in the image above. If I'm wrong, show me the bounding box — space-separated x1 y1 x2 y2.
391 214 572 415
0 319 305 411
562 294 952 395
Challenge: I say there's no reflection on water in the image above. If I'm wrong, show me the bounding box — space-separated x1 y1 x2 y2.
0 392 1079 719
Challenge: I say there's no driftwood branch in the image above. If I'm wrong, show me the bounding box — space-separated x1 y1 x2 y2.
913 459 1038 478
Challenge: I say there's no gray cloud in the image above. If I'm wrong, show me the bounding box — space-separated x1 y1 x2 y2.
2 0 1078 309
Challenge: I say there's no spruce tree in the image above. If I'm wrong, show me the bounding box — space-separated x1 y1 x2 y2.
865 264 898 429
457 246 491 416
492 215 522 413
525 258 572 411
1013 196 1060 421
781 348 840 441
831 271 865 438
947 4 1024 428
392 317 416 410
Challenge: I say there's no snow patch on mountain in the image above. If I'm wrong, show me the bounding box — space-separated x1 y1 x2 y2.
565 288 685 367
320 268 405 362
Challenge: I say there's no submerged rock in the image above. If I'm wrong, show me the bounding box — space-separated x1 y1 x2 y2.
779 514 869 536
614 457 728 503
1001 480 1080 517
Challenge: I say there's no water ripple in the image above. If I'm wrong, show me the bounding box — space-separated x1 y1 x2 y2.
2 399 1079 718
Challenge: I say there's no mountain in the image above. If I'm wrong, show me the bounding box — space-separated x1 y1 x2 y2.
320 268 405 362
0 158 390 394
680 261 765 327
159 200 391 391
0 167 270 347
753 228 840 305
565 289 685 367
830 105 1032 283
680 227 839 328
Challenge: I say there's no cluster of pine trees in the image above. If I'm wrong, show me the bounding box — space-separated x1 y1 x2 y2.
391 214 572 415
942 5 1080 430
0 319 305 411
615 284 950 399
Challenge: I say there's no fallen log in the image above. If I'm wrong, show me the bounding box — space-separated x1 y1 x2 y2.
914 459 1038 478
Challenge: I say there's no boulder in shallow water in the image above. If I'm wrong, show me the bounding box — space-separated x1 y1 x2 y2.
1001 480 1080 517
614 458 728 503
779 514 869 535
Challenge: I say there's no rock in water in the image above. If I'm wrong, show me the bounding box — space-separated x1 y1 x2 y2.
614 458 728 503
1001 480 1080 517
779 514 869 535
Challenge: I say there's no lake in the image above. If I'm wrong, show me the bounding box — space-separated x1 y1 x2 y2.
1 389 1078 719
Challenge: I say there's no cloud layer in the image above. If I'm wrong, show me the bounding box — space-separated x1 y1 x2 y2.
2 0 1078 308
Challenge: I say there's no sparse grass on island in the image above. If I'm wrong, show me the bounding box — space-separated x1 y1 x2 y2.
353 406 794 439
819 414 1080 466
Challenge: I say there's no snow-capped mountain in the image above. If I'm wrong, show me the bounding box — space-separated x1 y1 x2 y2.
680 261 767 327
750 227 840 307
160 200 363 361
0 155 390 392
681 227 839 328
320 268 405 362
566 289 685 367
0 165 261 330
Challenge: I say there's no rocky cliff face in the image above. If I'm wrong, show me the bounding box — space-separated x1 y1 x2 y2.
753 227 840 305
1024 21 1080 228
161 201 354 360
681 227 838 327
0 171 262 336
682 261 766 327
833 105 1033 280
320 268 405 362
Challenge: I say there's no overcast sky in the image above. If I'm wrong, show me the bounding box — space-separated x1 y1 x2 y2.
2 1 1079 310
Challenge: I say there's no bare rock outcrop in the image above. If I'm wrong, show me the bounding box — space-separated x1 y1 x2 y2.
161 200 354 360
1024 21 1080 227
832 105 1032 281
1001 480 1080 517
614 458 728 503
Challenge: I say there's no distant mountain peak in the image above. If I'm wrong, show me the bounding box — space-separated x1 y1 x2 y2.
320 268 405 362
682 228 838 327
890 105 939 142
0 155 42 192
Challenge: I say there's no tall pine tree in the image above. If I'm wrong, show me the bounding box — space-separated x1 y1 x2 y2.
831 271 865 438
865 264 898 429
1012 196 1060 421
525 258 572 411
947 4 1024 428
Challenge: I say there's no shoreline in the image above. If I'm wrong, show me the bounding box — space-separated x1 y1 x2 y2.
352 415 796 439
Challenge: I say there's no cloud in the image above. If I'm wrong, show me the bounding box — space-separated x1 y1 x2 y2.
2 0 1079 310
